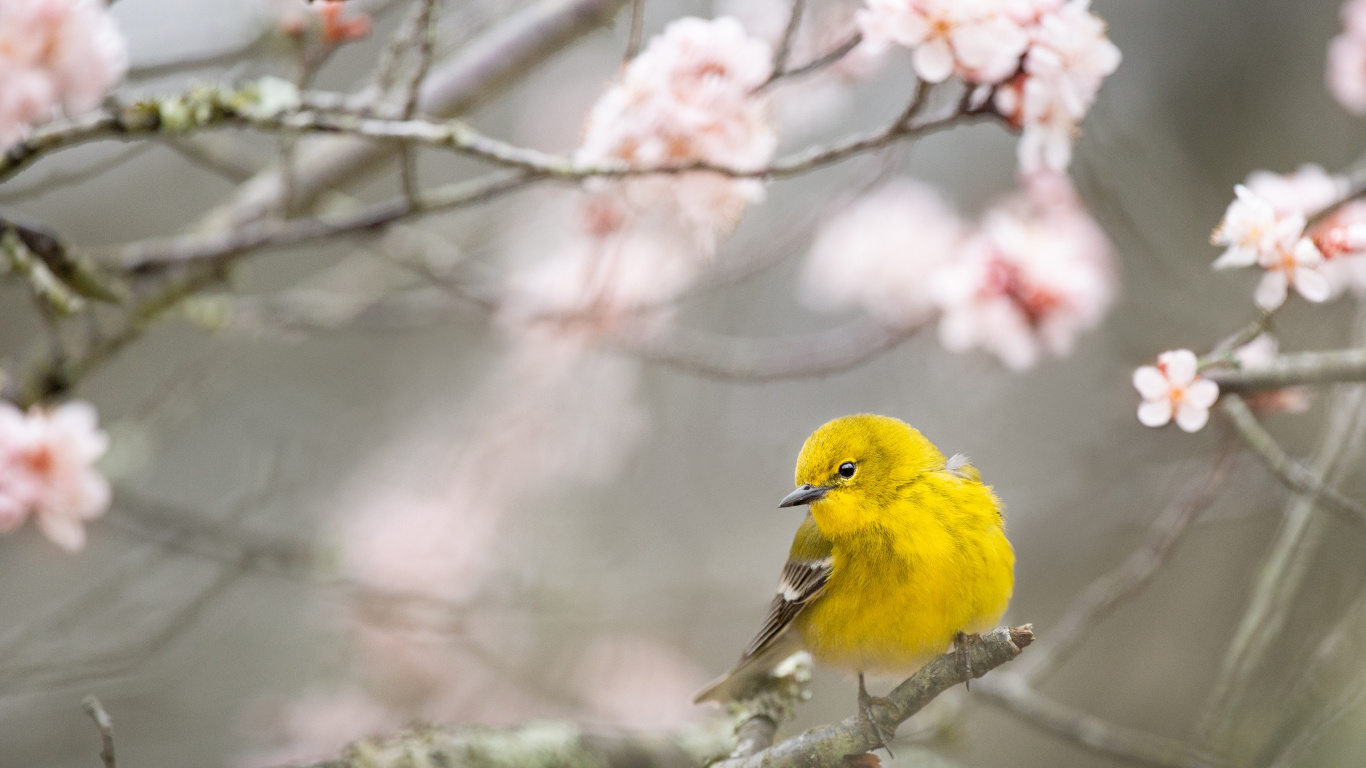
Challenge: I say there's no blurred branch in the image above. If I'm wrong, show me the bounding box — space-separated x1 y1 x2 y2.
1263 588 1366 768
117 170 532 270
974 675 1234 768
770 0 806 76
0 146 150 203
621 320 916 383
623 0 646 61
1204 348 1366 390
1218 394 1366 526
1015 439 1239 684
160 136 260 183
294 719 737 768
210 0 630 229
761 31 862 89
81 695 117 768
1198 308 1366 750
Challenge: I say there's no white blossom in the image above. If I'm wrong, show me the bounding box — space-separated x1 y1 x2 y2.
1133 350 1219 433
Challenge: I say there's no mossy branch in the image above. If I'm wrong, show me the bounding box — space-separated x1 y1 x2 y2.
270 626 1030 768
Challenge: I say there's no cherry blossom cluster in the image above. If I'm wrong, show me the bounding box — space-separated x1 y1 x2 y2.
0 400 110 552
1211 165 1366 310
857 0 1120 173
0 0 128 149
803 172 1115 370
576 16 777 251
1329 0 1366 114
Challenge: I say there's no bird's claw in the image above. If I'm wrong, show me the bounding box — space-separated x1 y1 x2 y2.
857 672 895 757
954 631 980 690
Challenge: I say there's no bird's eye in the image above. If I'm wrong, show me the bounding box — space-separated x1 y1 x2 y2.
838 462 856 478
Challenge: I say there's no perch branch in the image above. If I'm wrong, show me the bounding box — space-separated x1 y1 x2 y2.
710 626 1032 768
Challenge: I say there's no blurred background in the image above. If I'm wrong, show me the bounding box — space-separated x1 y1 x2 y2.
2 0 1366 766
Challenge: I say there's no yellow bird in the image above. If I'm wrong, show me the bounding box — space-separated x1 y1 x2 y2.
695 414 1015 748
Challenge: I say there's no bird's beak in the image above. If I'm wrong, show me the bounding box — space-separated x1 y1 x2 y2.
778 484 832 508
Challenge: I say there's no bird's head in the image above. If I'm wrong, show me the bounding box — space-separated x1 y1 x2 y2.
780 414 945 537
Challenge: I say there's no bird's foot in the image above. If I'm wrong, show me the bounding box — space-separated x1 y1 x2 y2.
857 672 895 757
954 632 981 690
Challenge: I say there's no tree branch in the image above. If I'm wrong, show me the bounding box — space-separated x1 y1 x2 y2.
712 626 1032 768
1015 440 1238 684
619 319 918 383
1204 348 1366 391
1219 394 1366 526
974 674 1234 768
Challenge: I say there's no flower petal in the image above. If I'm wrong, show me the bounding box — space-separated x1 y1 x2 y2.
1184 378 1220 409
1175 401 1211 433
913 38 956 83
1293 236 1324 266
1294 266 1331 303
1213 245 1258 269
1138 399 1173 427
1132 366 1169 399
37 511 86 552
1160 349 1199 387
1255 270 1289 310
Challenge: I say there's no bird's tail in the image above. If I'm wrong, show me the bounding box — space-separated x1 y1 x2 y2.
693 632 804 704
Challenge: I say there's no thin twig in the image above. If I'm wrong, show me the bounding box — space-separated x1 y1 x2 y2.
623 0 646 61
1264 588 1366 768
760 31 862 90
770 0 806 76
82 695 117 768
1197 309 1366 750
1015 438 1239 684
397 0 443 201
620 319 919 383
1218 393 1366 526
0 146 149 203
975 675 1234 768
160 136 259 183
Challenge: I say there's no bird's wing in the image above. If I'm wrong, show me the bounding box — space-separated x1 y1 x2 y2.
693 553 832 704
741 555 833 660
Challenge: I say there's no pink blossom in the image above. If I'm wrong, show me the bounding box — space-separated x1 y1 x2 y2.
857 0 1030 84
1329 0 1366 114
577 17 777 250
1212 186 1330 309
1244 165 1348 218
1211 185 1303 270
801 180 967 327
996 0 1120 172
1133 350 1219 433
932 174 1114 369
0 400 110 551
1309 200 1366 296
0 0 128 148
